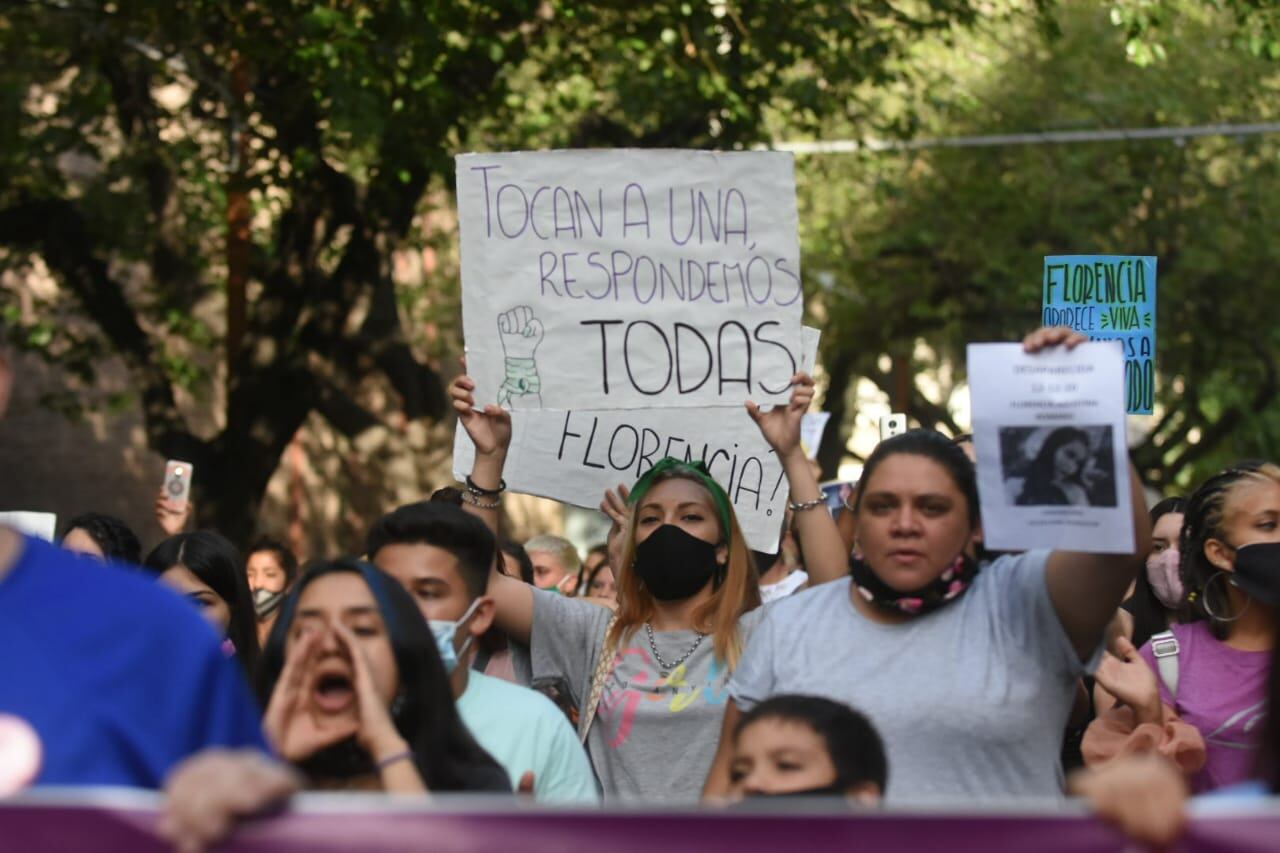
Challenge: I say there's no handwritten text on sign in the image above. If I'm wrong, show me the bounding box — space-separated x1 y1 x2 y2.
453 328 822 553
454 410 791 552
457 150 804 410
1042 255 1157 414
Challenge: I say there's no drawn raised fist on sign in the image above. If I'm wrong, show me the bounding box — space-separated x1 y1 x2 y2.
496 306 544 409
498 306 544 359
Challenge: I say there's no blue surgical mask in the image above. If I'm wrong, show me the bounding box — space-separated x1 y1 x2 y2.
428 598 481 673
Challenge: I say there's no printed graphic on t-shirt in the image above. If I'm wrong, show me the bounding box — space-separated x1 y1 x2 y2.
1204 699 1267 751
597 646 729 749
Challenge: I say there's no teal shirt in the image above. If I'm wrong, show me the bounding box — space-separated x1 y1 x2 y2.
457 670 600 803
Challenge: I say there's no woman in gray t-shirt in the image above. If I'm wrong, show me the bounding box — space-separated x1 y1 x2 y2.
706 327 1154 802
448 371 851 802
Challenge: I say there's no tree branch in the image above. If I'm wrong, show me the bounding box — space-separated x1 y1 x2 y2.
0 197 203 461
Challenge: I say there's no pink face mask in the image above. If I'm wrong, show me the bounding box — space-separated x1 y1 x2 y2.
1146 549 1184 609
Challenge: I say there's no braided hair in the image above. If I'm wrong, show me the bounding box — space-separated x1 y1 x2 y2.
1177 461 1276 639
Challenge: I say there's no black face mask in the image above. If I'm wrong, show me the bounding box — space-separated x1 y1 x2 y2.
729 783 849 811
634 524 722 601
1231 542 1280 606
751 782 847 799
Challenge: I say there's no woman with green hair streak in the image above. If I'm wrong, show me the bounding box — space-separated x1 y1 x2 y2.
448 369 849 803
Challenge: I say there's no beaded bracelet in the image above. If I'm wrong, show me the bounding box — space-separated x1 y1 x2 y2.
462 491 501 510
788 497 825 512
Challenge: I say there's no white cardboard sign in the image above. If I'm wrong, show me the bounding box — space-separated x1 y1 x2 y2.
968 342 1134 554
456 149 804 411
0 511 58 542
800 412 832 461
453 328 822 552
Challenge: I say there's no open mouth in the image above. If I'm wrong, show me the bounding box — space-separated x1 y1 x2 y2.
311 671 355 713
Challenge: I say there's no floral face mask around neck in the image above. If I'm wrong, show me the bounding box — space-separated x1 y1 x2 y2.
849 551 980 616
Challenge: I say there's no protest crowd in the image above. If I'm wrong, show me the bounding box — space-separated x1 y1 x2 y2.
2 167 1279 851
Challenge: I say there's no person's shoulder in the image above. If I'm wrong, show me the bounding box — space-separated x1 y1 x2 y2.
1136 620 1199 660
973 549 1050 589
532 588 613 632
967 550 1054 618
469 671 573 723
17 535 151 600
18 536 220 642
1167 620 1214 651
467 672 577 742
1170 620 1208 639
533 587 608 618
9 534 98 578
984 549 1052 574
754 575 852 624
468 669 542 703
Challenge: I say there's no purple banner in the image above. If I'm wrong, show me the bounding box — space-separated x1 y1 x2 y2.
3 790 1280 852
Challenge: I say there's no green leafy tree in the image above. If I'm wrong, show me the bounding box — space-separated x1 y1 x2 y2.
0 0 993 543
806 3 1280 488
1110 0 1280 63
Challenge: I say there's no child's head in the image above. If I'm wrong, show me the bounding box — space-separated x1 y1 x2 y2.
729 695 887 803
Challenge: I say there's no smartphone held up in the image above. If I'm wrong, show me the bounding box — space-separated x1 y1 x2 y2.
879 413 907 442
163 460 195 508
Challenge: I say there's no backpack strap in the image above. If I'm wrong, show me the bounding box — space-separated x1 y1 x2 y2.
1149 630 1180 699
578 614 619 744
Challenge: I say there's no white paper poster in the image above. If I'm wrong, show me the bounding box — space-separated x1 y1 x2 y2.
0 511 58 542
452 329 822 553
967 342 1134 554
800 413 831 461
456 149 804 411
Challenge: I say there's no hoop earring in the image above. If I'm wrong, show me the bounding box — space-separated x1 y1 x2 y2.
1202 571 1249 623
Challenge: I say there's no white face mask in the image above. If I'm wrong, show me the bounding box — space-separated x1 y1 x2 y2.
1146 548 1184 609
427 598 481 674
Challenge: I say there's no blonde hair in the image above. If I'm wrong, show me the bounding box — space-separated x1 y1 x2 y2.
524 535 581 575
608 470 760 669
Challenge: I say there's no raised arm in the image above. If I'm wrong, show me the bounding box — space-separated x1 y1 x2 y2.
1024 328 1153 662
449 372 510 537
448 372 535 644
1047 459 1150 661
747 373 849 585
836 482 860 556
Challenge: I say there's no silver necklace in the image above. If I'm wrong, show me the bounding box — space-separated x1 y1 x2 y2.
644 622 706 676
